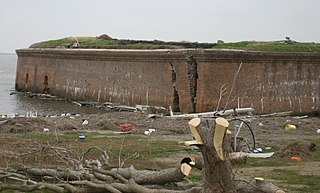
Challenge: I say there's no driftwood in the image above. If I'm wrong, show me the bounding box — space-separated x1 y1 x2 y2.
169 107 254 118
258 111 292 117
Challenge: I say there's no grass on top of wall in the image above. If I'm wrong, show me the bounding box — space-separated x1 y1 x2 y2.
214 41 320 52
30 37 215 49
30 36 320 52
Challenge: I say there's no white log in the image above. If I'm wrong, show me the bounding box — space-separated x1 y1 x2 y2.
169 108 254 118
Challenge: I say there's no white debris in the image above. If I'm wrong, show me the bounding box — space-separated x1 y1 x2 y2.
144 128 156 136
43 128 50 132
148 128 156 132
253 148 263 153
144 131 150 135
246 152 274 158
82 120 89 125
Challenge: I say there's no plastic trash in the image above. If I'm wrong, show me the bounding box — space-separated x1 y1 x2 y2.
317 129 320 134
291 157 301 161
284 124 296 131
82 120 89 125
79 134 86 141
144 128 156 135
43 128 49 132
120 124 133 132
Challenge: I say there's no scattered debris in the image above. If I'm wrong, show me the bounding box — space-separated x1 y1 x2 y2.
0 120 8 126
82 120 89 125
169 107 254 118
246 152 274 158
79 134 86 141
144 128 156 135
43 128 50 132
291 157 302 162
135 104 149 112
284 123 296 131
292 115 308 119
27 111 38 117
113 105 137 112
258 111 292 117
253 148 263 153
120 123 133 132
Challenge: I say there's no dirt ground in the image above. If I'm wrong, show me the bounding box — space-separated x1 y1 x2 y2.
1 112 320 165
1 111 319 149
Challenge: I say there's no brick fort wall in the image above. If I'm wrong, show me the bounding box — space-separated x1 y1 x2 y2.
15 48 320 114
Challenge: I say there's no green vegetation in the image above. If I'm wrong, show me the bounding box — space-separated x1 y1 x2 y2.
29 36 320 52
264 169 320 193
1 132 320 192
30 37 214 49
214 41 320 52
0 132 186 170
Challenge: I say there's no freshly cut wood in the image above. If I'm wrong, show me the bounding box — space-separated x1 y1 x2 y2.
214 117 229 160
184 118 203 146
180 163 192 176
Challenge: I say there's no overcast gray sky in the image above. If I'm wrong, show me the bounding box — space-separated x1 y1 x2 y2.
0 0 319 53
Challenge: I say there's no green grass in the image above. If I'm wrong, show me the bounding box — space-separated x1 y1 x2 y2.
30 37 214 49
29 37 320 52
266 169 320 193
0 132 187 170
214 41 320 52
2 132 320 192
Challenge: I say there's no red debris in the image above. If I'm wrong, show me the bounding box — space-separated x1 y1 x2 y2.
120 123 133 132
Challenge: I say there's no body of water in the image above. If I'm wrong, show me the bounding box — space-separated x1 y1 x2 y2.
0 53 104 116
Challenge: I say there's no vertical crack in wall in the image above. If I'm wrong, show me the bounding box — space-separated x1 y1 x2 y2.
186 54 198 113
170 63 180 112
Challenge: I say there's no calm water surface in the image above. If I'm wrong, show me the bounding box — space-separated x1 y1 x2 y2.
0 53 104 115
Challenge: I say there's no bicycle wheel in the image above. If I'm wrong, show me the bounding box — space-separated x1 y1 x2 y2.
228 118 256 153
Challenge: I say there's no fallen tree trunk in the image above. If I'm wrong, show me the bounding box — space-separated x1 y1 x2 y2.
110 165 189 185
235 176 285 193
109 179 202 193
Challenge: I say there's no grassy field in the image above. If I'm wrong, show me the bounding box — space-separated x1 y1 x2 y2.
1 131 320 193
29 36 320 52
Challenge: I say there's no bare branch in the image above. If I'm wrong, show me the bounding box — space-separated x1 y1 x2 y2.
215 84 228 111
223 62 243 112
